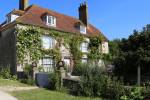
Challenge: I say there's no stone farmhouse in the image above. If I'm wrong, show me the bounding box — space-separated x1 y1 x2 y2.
0 0 109 74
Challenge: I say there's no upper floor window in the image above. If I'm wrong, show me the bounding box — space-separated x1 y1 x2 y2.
101 42 109 54
46 16 56 27
41 36 55 49
7 14 19 23
80 25 86 34
80 42 88 52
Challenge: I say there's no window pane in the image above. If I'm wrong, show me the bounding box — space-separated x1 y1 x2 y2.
42 36 54 49
47 16 56 26
80 42 88 52
82 59 87 63
42 57 54 72
80 26 86 34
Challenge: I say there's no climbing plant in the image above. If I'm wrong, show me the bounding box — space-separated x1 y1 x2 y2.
15 25 85 67
88 36 103 61
16 27 42 63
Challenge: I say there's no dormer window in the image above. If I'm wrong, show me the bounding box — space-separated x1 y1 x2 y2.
80 25 86 34
6 14 19 23
46 16 56 27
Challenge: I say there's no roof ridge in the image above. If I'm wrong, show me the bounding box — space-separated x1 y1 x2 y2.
28 4 80 21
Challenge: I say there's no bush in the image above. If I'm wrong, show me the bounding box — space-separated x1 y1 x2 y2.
72 63 87 76
20 64 35 85
71 63 125 100
120 87 144 100
143 83 150 100
0 67 11 79
20 76 35 85
49 72 61 90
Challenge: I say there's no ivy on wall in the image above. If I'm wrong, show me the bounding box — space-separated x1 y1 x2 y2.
16 27 42 63
15 25 84 66
15 25 105 67
88 36 104 61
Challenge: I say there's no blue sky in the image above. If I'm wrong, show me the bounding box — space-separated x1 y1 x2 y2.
1 0 150 40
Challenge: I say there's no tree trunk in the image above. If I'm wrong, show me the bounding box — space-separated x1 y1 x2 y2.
137 65 141 86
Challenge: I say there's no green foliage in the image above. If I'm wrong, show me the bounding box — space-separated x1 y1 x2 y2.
114 24 150 83
120 87 144 100
71 63 125 100
88 37 103 60
16 26 86 68
16 27 42 63
20 76 35 85
108 39 121 61
0 67 11 79
49 71 61 91
23 64 33 77
0 67 18 80
69 35 84 65
20 64 35 85
72 63 87 76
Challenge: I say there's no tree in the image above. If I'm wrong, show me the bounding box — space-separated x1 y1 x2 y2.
114 25 150 85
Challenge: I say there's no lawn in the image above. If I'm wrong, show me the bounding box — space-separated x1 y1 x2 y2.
0 78 29 87
0 79 102 100
11 89 101 100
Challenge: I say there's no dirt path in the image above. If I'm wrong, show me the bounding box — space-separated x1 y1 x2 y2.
0 90 17 100
0 86 38 92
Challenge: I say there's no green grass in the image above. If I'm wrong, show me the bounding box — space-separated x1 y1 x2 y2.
0 79 29 87
11 89 101 100
0 79 102 100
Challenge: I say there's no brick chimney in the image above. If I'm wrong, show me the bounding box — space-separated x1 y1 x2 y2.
19 0 29 10
78 2 88 26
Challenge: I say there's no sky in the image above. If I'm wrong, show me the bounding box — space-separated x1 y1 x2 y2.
1 0 150 40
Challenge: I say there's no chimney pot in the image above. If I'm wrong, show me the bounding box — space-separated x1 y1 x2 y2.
78 2 88 26
19 0 29 10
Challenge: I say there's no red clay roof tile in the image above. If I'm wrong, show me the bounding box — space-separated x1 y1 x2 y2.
1 5 108 40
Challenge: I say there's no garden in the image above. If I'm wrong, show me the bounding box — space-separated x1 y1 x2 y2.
0 25 150 100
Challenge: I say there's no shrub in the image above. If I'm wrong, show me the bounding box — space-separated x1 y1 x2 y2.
0 67 12 79
71 63 125 100
72 63 87 76
20 64 35 85
142 83 150 100
49 71 61 90
120 87 144 100
20 76 35 85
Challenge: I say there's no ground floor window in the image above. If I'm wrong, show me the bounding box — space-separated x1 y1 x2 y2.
42 57 54 72
81 58 88 63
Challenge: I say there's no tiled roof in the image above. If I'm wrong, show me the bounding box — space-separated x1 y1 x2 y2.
1 5 108 40
7 9 25 16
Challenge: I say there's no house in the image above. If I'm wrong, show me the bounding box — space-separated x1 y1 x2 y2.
0 0 109 75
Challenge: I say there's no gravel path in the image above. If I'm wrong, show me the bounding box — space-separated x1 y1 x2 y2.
0 90 17 100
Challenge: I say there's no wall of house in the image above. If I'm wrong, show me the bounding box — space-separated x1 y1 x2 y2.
102 42 109 54
0 26 17 74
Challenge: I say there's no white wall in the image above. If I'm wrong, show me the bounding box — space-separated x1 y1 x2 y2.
102 42 109 54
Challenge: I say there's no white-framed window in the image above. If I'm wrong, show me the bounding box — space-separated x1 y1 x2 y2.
42 57 54 72
41 36 54 49
81 58 88 63
81 55 88 63
7 14 19 23
102 42 109 54
80 42 88 52
46 16 56 27
80 25 86 34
